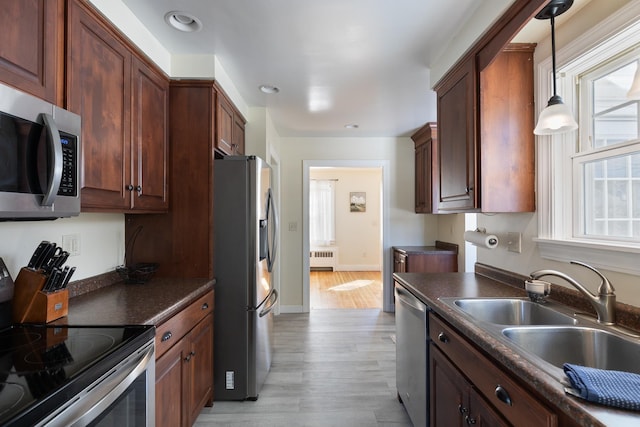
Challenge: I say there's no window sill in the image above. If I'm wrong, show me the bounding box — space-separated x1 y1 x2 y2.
534 238 640 276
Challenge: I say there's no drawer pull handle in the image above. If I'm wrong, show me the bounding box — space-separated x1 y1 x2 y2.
495 385 513 406
184 351 196 362
202 302 209 310
458 404 468 414
438 332 449 343
161 331 172 342
465 415 477 425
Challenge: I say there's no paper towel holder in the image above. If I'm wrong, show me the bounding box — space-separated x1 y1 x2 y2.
464 228 499 249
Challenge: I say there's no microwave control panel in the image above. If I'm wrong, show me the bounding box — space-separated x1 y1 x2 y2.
58 131 78 197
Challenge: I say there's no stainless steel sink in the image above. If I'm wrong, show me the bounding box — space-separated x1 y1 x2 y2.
451 298 578 326
502 326 640 374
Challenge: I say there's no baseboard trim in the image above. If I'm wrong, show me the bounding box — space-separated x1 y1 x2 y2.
335 265 381 272
279 305 305 313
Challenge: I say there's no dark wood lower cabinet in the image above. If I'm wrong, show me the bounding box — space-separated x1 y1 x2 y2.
393 242 458 274
429 313 558 427
155 291 214 427
431 345 508 426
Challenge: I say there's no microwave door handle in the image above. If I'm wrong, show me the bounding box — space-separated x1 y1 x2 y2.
40 113 63 206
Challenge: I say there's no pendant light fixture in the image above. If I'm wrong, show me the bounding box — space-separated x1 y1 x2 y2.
533 0 578 135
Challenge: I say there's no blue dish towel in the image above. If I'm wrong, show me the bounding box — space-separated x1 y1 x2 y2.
563 363 640 411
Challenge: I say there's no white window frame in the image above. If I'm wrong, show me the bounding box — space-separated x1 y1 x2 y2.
534 1 640 276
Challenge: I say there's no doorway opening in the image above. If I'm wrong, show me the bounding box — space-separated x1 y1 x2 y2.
303 160 390 312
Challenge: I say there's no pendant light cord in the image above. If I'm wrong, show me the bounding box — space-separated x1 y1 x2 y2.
550 14 557 98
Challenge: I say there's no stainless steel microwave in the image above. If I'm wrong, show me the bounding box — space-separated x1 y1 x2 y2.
0 83 81 220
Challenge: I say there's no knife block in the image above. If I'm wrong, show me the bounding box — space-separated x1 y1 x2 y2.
12 268 69 324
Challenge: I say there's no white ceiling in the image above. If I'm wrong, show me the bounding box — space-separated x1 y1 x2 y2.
119 0 583 138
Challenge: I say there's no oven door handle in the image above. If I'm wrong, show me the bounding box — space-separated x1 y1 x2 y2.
38 341 155 427
40 113 63 207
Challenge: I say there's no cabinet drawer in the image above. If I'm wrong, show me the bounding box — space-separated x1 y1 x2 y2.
429 313 557 427
156 290 214 359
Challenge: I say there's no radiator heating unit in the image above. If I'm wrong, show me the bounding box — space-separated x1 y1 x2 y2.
310 247 338 271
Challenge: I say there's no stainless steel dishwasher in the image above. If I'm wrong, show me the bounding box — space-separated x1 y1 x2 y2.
395 283 428 427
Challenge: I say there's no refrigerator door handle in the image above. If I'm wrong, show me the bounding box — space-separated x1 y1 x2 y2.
266 188 278 273
259 288 278 317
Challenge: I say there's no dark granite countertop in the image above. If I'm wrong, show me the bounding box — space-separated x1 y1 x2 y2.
63 277 214 326
393 271 640 427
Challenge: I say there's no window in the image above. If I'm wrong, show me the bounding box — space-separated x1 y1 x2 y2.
575 54 640 241
309 179 335 246
535 3 640 275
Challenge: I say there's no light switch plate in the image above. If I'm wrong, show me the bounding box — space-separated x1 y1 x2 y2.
507 232 522 253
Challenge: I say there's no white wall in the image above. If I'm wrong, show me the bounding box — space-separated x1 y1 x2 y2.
0 214 125 281
310 168 382 270
279 136 439 308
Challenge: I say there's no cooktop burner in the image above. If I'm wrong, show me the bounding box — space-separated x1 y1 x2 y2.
0 323 154 427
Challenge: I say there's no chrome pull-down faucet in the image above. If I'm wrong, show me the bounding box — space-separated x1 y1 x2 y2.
529 261 616 325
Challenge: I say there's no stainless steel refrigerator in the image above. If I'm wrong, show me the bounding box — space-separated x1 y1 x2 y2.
213 155 278 400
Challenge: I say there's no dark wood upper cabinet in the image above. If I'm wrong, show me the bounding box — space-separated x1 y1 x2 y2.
479 44 536 212
436 58 477 212
67 0 132 210
0 0 64 105
411 122 437 214
215 84 246 156
430 0 547 214
67 0 168 213
131 57 169 211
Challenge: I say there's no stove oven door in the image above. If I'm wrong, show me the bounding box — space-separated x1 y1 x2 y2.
38 340 155 427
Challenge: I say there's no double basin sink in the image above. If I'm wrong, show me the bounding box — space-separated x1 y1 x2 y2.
439 297 640 376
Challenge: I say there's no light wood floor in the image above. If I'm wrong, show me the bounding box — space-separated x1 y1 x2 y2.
310 270 383 309
195 309 411 426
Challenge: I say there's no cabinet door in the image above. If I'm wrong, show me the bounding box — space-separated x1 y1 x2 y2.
393 251 407 273
131 56 169 211
233 114 246 155
156 339 189 427
436 58 476 212
430 345 468 427
216 93 234 155
414 140 432 213
67 0 131 210
0 0 62 104
469 390 509 427
186 314 214 426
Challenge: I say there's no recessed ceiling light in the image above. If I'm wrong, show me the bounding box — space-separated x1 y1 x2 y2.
259 85 280 94
164 11 202 32
345 124 359 129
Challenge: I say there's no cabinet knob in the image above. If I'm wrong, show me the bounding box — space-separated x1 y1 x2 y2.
184 351 196 362
438 332 449 343
495 385 513 406
465 186 474 193
202 302 209 310
161 331 172 342
465 415 477 425
134 185 142 194
126 184 134 191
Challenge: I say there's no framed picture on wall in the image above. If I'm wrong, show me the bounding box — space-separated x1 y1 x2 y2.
350 192 366 212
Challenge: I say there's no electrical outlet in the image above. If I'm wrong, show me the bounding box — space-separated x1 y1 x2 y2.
507 232 521 253
62 234 81 256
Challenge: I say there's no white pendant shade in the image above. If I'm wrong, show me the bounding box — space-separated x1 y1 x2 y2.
627 65 640 99
534 100 578 135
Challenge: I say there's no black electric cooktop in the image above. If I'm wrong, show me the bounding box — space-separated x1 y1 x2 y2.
0 323 154 427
